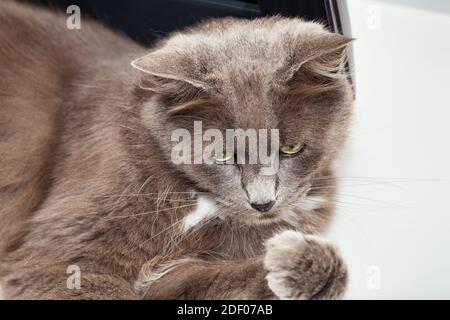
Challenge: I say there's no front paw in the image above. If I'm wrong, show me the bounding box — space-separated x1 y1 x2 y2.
264 230 347 300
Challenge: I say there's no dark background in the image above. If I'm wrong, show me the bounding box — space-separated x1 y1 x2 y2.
21 0 332 45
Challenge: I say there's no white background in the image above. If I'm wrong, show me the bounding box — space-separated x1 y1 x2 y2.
326 0 450 299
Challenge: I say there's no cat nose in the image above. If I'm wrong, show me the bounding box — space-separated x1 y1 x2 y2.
250 201 275 212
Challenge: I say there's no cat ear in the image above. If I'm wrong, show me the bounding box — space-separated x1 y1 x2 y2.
279 33 353 83
131 47 209 92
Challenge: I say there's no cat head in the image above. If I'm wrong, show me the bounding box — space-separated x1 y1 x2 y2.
131 16 353 229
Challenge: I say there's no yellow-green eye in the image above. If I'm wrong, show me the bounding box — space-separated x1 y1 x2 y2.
211 151 233 163
280 143 303 155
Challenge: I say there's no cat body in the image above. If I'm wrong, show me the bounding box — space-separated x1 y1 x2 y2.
0 1 351 299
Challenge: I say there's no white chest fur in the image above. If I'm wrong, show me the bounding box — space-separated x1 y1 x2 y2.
182 195 218 233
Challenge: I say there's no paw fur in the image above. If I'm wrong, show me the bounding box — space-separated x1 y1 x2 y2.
264 230 347 300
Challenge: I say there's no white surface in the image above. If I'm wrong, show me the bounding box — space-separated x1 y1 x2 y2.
326 0 450 299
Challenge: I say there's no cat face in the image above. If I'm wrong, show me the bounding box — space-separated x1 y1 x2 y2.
134 17 353 227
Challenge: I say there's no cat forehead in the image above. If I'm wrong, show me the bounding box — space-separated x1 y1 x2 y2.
163 17 327 65
168 17 326 43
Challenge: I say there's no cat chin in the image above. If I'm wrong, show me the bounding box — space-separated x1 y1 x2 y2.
233 211 288 227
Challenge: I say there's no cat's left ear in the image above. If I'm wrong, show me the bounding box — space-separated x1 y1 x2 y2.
279 33 353 83
131 47 209 92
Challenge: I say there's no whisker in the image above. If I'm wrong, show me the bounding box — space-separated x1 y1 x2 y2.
137 219 186 249
104 203 197 221
88 191 209 198
137 174 154 195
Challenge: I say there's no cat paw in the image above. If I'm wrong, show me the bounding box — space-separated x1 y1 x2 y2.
264 230 347 300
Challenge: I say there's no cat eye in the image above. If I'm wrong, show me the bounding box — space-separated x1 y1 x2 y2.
280 143 304 156
211 151 233 164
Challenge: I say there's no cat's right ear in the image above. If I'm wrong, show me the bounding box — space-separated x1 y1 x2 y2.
131 48 209 94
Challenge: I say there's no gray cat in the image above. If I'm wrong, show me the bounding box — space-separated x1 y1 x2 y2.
0 1 352 299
